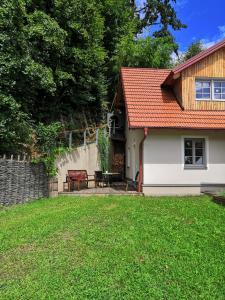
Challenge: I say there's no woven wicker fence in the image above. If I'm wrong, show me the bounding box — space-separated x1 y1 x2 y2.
0 157 49 205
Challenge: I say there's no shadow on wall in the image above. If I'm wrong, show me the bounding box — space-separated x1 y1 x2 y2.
58 148 81 169
56 142 100 192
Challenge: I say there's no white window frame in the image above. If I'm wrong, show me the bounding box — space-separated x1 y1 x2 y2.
213 80 225 100
196 79 225 101
181 136 209 170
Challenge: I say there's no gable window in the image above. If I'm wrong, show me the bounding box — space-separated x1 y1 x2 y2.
196 80 211 99
214 81 225 100
196 79 225 101
184 138 206 169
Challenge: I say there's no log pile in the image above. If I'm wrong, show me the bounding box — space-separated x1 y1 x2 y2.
112 153 124 173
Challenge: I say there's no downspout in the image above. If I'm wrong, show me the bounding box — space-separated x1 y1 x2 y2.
138 127 148 193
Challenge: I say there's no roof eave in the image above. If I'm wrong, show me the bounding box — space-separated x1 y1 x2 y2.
128 125 225 130
173 38 225 75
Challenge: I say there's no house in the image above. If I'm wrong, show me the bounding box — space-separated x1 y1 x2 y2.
111 38 225 195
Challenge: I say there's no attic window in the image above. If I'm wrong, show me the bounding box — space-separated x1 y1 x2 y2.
214 81 225 100
196 79 225 101
195 80 211 100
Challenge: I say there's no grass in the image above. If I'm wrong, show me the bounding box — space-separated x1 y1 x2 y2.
218 190 225 197
0 195 225 299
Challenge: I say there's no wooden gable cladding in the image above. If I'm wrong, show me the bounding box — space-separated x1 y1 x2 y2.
173 77 182 107
180 47 225 110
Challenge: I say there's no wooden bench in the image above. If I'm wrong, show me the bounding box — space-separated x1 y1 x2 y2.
66 170 95 191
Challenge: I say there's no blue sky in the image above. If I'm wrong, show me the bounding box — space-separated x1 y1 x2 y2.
136 0 225 51
173 0 225 51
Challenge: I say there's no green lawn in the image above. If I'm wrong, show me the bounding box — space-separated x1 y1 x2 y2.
0 196 225 299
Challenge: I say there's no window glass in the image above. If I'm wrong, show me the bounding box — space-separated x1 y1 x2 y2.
196 81 211 99
195 156 203 165
196 79 225 101
214 81 225 100
184 138 206 168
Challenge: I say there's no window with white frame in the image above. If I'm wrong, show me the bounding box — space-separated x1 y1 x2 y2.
184 138 206 168
214 80 225 100
195 80 211 99
196 79 225 100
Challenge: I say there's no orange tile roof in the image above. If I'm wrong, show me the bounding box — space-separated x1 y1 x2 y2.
121 67 225 129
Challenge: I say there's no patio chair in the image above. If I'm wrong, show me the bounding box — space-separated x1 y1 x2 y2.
125 171 139 191
67 170 95 191
95 171 107 187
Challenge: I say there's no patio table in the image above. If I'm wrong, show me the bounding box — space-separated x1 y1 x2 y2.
102 172 120 187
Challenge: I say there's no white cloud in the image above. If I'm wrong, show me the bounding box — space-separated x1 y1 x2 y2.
201 25 225 49
176 0 188 8
218 25 225 38
171 50 184 65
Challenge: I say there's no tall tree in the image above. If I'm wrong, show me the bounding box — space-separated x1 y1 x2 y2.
0 0 185 154
183 40 205 61
131 0 186 37
114 36 175 68
0 0 107 122
100 0 185 96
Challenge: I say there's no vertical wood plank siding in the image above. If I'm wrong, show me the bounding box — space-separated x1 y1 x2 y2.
180 48 225 110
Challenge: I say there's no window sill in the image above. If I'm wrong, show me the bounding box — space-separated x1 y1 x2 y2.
184 166 208 170
196 99 225 102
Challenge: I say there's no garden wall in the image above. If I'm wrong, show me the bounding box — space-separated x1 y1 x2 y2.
56 142 100 192
0 158 48 205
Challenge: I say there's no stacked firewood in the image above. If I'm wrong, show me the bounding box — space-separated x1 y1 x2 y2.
112 153 124 172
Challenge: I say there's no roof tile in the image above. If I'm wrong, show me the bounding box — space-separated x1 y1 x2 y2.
121 67 225 129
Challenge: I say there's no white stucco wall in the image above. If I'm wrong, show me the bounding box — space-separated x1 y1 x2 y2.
125 125 143 180
143 129 225 187
56 143 100 192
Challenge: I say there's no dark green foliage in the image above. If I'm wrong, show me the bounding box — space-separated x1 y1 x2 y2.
174 40 206 66
0 0 106 122
34 122 68 176
97 128 109 172
0 0 185 154
115 36 176 69
183 40 205 61
35 122 62 155
1 196 225 299
0 93 32 154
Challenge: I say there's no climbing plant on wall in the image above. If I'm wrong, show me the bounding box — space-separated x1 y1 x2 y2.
97 128 109 172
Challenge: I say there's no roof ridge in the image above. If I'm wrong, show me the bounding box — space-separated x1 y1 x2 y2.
121 67 172 71
173 38 225 74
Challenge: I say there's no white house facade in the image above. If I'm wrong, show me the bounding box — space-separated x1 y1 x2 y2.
112 39 225 195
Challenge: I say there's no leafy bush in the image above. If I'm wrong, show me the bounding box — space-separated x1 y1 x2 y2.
97 128 109 172
34 122 68 177
0 93 32 154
